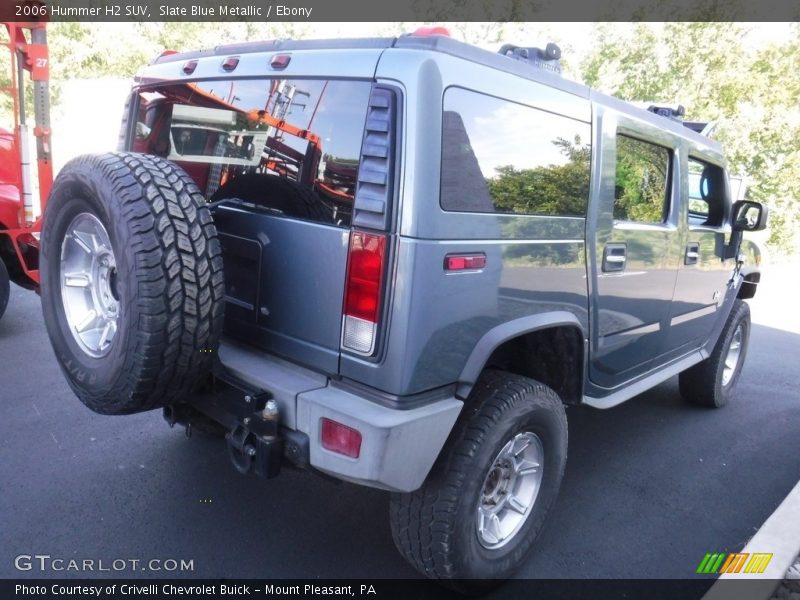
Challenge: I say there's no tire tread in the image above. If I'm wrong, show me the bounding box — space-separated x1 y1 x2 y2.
390 370 567 584
41 152 224 414
679 299 750 408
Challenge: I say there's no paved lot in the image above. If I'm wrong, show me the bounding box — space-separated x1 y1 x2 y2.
1 264 798 586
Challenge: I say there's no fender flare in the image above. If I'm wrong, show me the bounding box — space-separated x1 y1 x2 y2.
456 311 586 399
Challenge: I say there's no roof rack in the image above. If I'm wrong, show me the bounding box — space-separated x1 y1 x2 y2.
647 103 686 121
498 43 562 75
645 104 718 138
683 121 718 138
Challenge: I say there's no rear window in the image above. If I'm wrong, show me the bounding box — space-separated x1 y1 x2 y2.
440 87 591 217
132 78 372 227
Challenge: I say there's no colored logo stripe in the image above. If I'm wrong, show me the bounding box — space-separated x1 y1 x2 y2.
746 553 773 573
697 553 726 574
697 552 773 574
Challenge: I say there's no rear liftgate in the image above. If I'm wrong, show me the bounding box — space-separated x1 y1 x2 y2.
163 82 399 481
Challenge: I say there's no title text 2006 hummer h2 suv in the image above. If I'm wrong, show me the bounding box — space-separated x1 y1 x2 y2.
39 30 768 588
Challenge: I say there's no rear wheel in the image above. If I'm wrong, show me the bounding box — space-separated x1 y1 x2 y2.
389 371 567 592
0 257 9 322
679 299 751 408
40 152 225 415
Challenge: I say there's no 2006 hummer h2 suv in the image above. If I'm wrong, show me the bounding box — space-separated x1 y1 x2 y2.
38 29 768 588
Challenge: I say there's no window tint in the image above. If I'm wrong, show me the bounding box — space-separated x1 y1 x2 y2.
134 79 372 227
688 158 727 226
440 87 590 217
614 135 671 223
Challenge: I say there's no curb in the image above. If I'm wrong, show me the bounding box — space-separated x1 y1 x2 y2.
702 479 800 600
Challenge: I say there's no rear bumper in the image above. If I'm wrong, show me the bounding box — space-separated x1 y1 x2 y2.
296 384 462 492
213 339 463 492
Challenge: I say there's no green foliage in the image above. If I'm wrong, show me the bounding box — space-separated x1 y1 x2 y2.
486 136 590 217
47 23 149 79
613 136 670 223
580 22 800 254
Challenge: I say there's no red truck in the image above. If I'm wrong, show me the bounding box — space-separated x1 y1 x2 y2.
0 19 52 319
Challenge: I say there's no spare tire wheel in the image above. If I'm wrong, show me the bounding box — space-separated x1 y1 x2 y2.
40 153 225 415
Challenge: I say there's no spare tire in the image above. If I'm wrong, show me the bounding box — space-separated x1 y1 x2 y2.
40 153 225 415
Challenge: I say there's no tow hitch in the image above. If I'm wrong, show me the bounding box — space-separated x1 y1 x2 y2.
226 397 282 478
164 375 285 479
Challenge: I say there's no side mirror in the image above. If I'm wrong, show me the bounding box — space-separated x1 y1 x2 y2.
732 200 769 232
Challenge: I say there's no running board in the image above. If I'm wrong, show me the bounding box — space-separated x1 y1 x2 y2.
583 351 705 409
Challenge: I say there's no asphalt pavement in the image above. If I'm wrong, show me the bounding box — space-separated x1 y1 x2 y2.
1 265 798 586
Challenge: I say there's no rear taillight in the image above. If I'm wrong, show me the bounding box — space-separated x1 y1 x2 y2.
321 418 362 459
342 230 387 355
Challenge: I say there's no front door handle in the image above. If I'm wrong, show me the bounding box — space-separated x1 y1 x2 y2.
685 242 700 265
603 243 627 273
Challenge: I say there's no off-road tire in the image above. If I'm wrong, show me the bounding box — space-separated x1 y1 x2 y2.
0 257 9 322
211 173 332 223
679 299 751 408
389 370 568 592
40 153 225 415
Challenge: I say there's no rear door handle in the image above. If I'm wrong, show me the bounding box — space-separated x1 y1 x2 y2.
685 243 700 265
602 243 627 273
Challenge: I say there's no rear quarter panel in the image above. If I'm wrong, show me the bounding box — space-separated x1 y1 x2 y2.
339 51 590 397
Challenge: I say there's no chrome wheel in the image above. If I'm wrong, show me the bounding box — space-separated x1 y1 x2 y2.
59 213 120 358
476 431 544 549
722 323 743 386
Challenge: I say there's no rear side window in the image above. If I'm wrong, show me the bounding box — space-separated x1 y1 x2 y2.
688 158 728 227
132 78 372 227
440 87 591 217
614 135 671 224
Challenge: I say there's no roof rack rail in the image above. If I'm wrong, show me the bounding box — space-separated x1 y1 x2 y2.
647 103 686 122
498 42 562 75
683 121 718 138
637 103 718 138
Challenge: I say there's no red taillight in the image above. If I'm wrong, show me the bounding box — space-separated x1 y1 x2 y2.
342 231 386 354
321 418 362 459
445 254 486 271
345 232 386 322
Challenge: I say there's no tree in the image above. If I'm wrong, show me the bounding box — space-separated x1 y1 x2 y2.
487 135 590 218
580 22 800 254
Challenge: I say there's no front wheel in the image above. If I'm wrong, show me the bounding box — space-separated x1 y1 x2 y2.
389 371 567 591
679 299 751 408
